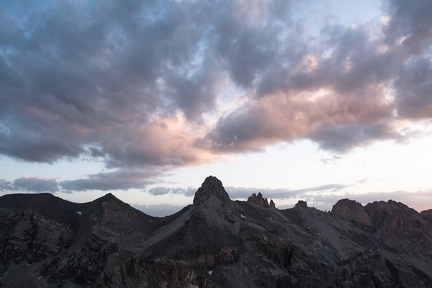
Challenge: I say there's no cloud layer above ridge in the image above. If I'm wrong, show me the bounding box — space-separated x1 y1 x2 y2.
1 0 432 191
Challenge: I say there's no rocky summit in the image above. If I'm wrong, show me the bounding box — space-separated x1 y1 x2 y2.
1 176 432 288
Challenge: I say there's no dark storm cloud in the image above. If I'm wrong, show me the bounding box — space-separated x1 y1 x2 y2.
1 0 432 191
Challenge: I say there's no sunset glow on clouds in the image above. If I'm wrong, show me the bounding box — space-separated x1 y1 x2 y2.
1 0 432 215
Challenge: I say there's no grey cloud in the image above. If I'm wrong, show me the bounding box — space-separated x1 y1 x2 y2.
0 132 84 163
13 176 59 193
0 0 208 163
320 155 342 165
205 16 406 153
207 102 282 152
142 183 348 201
60 169 157 191
90 147 105 158
228 183 350 211
148 186 196 197
288 184 349 195
309 122 398 152
0 11 20 46
384 0 432 55
0 179 14 191
1 0 432 192
393 57 432 119
0 169 156 193
0 177 60 193
226 187 298 199
305 190 432 213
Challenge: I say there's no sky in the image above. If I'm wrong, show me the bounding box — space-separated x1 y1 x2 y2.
1 0 432 216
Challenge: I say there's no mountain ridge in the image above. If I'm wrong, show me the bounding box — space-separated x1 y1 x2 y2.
1 176 432 287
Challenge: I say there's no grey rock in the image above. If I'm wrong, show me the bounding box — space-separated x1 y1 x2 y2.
247 192 275 208
1 177 431 288
332 198 376 232
294 200 307 208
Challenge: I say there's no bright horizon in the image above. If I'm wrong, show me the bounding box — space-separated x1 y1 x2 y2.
1 0 432 216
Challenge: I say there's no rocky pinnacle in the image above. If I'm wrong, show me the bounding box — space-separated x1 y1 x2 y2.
192 176 231 207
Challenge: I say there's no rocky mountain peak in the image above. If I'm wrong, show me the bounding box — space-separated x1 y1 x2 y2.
332 198 376 232
99 193 118 202
295 200 308 208
247 192 275 208
192 176 231 207
1 179 432 288
365 200 424 236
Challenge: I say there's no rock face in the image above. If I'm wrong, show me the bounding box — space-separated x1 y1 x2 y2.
247 192 275 208
1 176 432 288
193 176 231 207
332 198 376 232
294 200 307 208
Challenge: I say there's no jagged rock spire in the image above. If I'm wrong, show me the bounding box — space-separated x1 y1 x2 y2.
247 192 275 208
193 176 231 206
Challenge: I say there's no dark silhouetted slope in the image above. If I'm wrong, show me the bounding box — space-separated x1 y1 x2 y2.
1 177 432 287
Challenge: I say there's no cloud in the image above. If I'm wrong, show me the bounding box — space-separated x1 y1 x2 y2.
383 0 432 54
133 189 432 217
304 190 432 213
203 1 432 154
60 169 158 192
1 176 60 193
320 155 342 165
148 186 196 197
143 183 348 201
12 176 59 193
0 179 14 191
309 122 398 152
1 1 432 191
133 203 186 217
90 147 105 158
205 21 402 153
393 58 432 119
226 187 297 199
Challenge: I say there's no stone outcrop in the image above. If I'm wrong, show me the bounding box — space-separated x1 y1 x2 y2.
247 192 275 208
1 177 432 288
193 176 231 207
332 198 376 232
295 200 307 208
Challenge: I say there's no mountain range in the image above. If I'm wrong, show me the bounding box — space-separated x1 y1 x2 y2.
1 176 431 287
